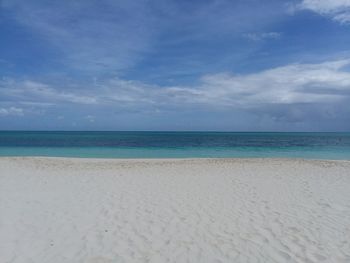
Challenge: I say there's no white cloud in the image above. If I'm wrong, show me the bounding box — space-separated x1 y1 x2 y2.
187 59 350 107
299 0 350 24
0 79 98 105
1 59 350 111
94 59 350 108
244 32 281 41
0 107 24 116
85 115 95 123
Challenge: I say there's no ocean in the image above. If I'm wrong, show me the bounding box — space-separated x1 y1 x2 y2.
0 131 350 159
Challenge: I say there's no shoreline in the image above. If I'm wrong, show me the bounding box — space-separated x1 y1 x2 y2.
1 156 350 161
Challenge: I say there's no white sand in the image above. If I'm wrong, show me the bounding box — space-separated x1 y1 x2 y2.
1 158 350 263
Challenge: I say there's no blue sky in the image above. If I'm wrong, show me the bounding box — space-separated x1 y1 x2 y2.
1 0 350 131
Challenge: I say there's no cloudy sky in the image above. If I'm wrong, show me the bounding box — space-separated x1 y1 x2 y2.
1 0 350 131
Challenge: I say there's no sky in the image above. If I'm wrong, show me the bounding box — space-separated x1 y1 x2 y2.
1 0 350 131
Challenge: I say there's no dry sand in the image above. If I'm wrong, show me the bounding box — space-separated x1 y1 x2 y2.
1 157 350 263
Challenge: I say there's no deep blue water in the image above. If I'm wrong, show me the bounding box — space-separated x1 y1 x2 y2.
0 131 350 159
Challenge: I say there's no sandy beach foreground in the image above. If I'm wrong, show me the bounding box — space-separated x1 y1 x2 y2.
1 158 350 263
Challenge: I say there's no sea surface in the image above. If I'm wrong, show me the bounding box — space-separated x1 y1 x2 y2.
0 131 350 159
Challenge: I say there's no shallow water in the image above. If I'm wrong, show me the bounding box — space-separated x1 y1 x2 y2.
0 131 350 159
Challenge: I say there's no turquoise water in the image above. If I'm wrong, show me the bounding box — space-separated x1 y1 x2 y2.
0 131 350 159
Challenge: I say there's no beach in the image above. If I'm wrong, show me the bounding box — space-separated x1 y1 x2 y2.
1 157 350 263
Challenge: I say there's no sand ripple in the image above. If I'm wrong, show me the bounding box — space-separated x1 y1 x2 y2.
1 158 350 262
